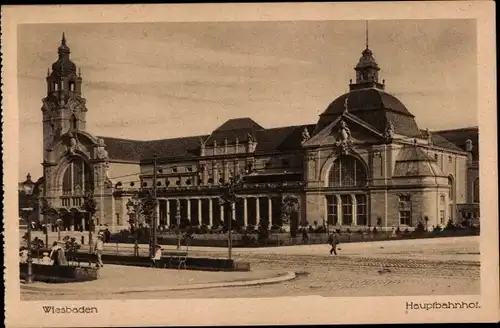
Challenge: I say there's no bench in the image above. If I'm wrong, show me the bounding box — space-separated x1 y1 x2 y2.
70 254 99 268
153 251 188 269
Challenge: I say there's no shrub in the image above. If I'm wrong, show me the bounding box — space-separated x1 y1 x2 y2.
396 226 401 234
415 221 426 233
200 224 210 234
245 225 256 233
434 224 442 232
444 219 457 231
372 226 378 234
270 224 281 232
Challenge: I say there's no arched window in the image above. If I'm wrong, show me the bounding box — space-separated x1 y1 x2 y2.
62 158 93 196
448 175 455 201
328 155 367 187
473 178 480 203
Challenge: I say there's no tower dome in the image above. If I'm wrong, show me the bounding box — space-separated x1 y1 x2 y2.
51 33 77 77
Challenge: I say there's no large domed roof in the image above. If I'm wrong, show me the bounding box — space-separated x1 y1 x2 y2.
314 88 422 138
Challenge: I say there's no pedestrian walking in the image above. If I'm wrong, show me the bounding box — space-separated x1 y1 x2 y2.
94 234 104 267
328 230 340 255
302 228 309 244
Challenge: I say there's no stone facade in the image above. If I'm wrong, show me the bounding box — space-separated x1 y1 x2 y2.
29 34 479 233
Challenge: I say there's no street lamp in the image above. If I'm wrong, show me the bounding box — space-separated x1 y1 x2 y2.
219 175 245 260
21 173 35 284
176 199 181 250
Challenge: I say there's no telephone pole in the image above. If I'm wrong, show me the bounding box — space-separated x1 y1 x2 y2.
151 154 158 257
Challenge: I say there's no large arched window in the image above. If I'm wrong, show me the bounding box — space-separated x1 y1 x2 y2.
473 178 480 203
328 155 367 187
62 158 93 196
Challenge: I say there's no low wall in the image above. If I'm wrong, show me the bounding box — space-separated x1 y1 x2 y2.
109 228 480 248
66 252 250 272
19 263 99 283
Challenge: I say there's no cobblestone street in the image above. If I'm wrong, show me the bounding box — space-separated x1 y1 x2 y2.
22 237 480 300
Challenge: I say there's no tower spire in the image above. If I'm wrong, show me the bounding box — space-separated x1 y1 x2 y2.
62 32 66 45
365 21 369 49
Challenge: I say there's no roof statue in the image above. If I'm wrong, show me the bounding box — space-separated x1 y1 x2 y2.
465 139 473 152
426 128 433 145
247 132 255 143
67 131 81 155
383 120 395 140
301 127 311 144
95 138 108 160
335 120 353 154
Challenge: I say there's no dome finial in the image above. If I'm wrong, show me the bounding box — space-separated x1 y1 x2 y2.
62 32 66 45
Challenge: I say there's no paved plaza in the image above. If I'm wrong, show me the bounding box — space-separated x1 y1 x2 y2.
21 236 480 300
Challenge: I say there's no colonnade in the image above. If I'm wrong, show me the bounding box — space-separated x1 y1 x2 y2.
156 195 288 228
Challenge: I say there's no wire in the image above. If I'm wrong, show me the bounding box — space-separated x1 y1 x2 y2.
29 134 462 195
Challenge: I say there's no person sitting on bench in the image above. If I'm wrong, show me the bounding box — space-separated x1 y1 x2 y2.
151 245 162 268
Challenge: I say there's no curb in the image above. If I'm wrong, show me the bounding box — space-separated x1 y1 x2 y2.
21 271 296 295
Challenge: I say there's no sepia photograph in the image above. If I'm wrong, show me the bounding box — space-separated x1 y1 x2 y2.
2 2 498 327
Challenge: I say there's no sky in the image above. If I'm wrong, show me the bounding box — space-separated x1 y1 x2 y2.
17 19 477 181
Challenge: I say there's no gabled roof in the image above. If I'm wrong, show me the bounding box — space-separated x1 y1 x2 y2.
432 127 479 160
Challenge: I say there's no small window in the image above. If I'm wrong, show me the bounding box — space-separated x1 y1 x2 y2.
130 182 135 187
172 166 178 173
166 181 170 187
142 182 148 187
439 210 445 225
448 156 452 163
208 178 213 184
158 168 163 174
399 195 411 203
157 181 162 186
440 195 445 205
282 159 290 167
264 161 271 168
186 179 191 185
434 154 438 161
219 178 224 184
187 166 193 172
116 213 120 225
399 211 411 225
176 180 180 186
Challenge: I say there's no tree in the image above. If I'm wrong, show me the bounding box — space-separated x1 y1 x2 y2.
83 194 98 253
280 195 299 225
62 235 81 262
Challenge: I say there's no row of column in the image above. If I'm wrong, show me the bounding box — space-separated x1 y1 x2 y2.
157 196 283 227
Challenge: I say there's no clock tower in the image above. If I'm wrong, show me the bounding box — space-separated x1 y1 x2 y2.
41 33 88 154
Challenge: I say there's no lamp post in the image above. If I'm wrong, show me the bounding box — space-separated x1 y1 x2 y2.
21 173 35 284
176 199 181 250
219 175 245 260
